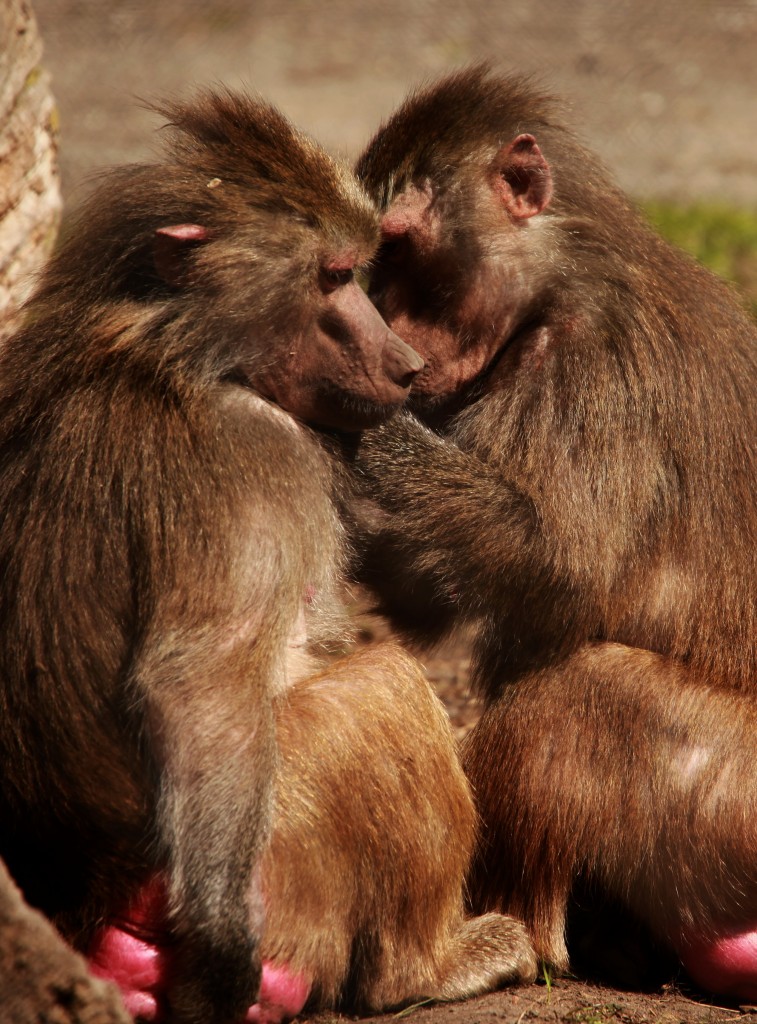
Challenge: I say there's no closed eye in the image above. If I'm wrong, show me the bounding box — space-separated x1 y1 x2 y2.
320 267 354 291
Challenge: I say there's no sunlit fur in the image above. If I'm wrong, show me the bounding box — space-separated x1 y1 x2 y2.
352 66 757 987
0 87 383 1024
264 643 537 1011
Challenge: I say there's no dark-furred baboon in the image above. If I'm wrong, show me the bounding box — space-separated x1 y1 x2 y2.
0 83 536 1024
353 66 756 1001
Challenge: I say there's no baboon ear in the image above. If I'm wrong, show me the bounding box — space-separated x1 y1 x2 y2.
492 134 553 220
153 224 210 286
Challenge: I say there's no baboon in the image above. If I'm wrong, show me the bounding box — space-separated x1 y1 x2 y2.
88 645 537 1020
0 87 425 1024
352 66 757 999
1 84 537 1024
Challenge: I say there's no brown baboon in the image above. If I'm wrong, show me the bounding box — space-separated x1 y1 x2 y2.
352 66 757 1000
0 87 423 1024
0 84 536 1024
90 644 536 1020
264 643 536 1012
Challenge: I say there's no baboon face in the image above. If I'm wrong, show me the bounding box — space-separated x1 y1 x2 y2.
250 251 424 431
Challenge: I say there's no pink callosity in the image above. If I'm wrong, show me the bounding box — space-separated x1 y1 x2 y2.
87 877 310 1022
677 928 757 1001
88 923 164 1019
246 963 311 1023
87 876 169 1020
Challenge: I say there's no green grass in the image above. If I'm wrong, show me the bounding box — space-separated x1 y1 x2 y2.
393 998 435 1018
643 200 757 314
540 960 553 997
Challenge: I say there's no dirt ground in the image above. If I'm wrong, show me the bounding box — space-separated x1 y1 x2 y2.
341 976 755 1024
25 1 757 1022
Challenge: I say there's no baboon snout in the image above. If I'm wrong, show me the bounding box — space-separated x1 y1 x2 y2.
383 334 425 388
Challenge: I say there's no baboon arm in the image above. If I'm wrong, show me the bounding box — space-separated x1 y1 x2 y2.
352 411 590 655
132 618 277 1020
354 414 533 589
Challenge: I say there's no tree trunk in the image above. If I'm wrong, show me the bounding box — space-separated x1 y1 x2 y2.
0 0 61 344
0 857 131 1024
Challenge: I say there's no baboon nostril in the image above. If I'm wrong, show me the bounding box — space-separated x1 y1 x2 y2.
383 334 425 387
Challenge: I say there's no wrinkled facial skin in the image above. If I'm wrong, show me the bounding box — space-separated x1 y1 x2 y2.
365 136 554 414
254 265 424 432
368 183 471 400
368 183 528 414
154 226 424 434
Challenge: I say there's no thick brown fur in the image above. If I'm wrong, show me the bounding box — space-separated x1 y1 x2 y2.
263 642 536 1011
0 88 417 1024
352 66 756 974
464 646 757 968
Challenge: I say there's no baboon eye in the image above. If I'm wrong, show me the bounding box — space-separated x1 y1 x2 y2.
320 267 354 291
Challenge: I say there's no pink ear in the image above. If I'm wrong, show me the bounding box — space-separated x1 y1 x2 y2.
493 134 552 220
153 223 210 286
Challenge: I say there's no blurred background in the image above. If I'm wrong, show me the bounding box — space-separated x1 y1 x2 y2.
32 0 757 204
30 0 757 310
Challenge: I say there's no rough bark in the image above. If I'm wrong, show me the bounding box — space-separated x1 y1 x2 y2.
0 858 131 1023
0 0 61 343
